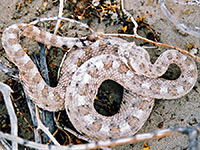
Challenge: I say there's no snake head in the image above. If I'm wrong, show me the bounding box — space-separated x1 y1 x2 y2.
118 43 152 76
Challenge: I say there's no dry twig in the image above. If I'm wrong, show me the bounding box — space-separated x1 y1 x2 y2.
0 82 17 150
0 124 199 150
35 106 60 146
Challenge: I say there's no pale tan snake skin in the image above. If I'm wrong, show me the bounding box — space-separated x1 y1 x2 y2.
2 23 198 140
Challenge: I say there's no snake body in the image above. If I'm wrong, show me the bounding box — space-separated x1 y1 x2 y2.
2 24 198 140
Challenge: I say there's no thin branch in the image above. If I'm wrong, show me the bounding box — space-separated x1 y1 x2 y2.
0 124 199 150
0 82 18 150
53 112 92 143
121 0 138 34
25 16 94 33
54 0 64 35
35 106 60 146
47 0 64 49
0 139 11 150
0 62 19 79
103 33 200 62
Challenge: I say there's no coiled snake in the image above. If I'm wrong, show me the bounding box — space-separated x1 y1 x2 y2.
2 23 197 140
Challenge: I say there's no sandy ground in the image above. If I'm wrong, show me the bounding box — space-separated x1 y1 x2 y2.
0 0 200 149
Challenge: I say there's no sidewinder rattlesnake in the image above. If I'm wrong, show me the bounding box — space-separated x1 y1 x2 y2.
2 23 198 140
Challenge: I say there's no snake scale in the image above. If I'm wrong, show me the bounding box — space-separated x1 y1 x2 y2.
2 23 198 140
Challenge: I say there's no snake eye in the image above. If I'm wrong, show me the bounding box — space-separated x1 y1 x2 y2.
124 51 129 58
